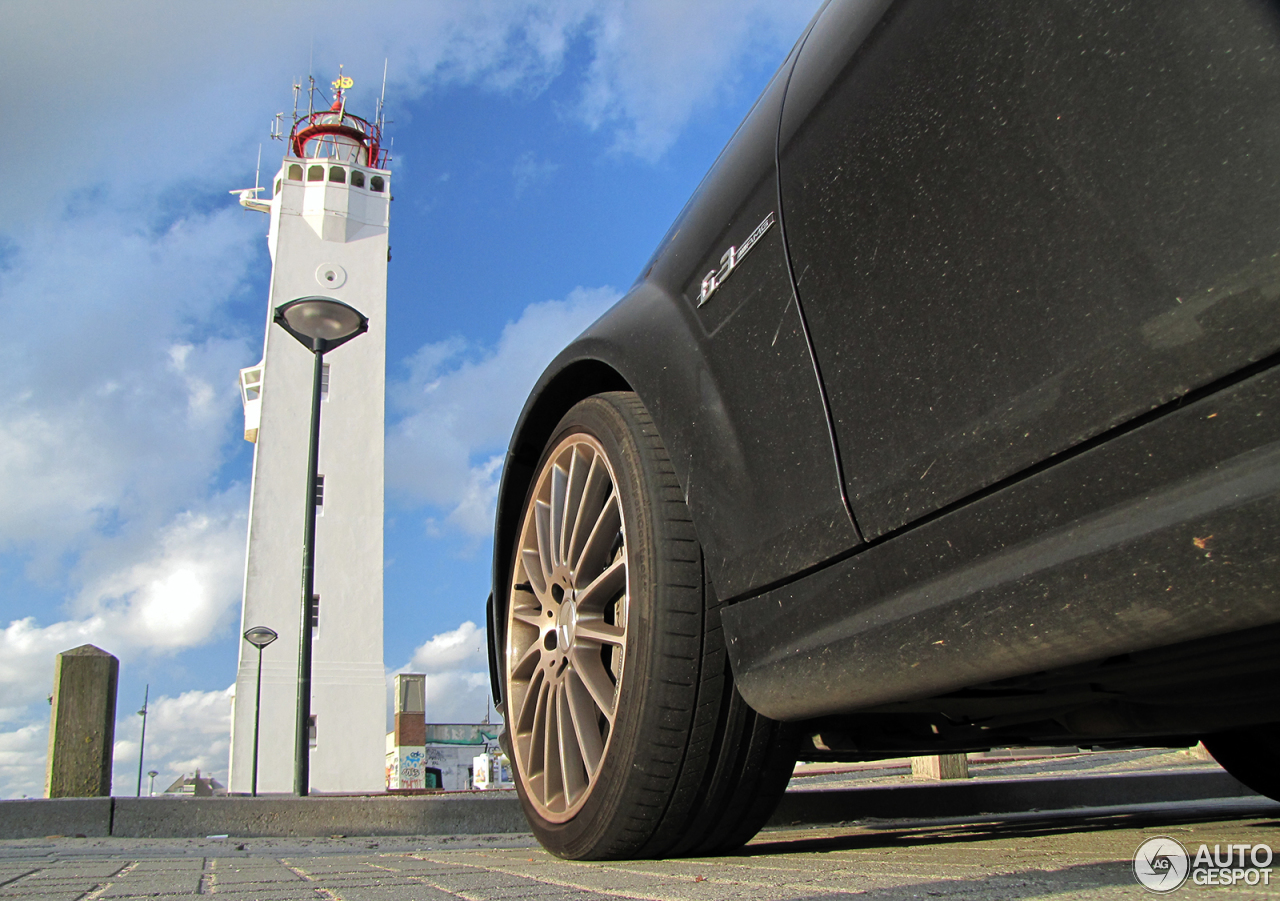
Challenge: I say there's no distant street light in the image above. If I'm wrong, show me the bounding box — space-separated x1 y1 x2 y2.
273 297 368 797
243 627 279 793
135 684 149 797
147 769 159 796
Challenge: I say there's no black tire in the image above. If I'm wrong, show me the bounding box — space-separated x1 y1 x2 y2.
1203 723 1280 802
502 391 795 860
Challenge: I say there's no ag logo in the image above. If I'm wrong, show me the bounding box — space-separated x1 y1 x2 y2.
1134 836 1190 893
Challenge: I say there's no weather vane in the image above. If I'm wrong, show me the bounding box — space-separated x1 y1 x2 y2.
332 65 353 97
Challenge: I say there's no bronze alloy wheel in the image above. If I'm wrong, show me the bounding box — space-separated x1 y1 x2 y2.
505 431 628 822
501 393 795 860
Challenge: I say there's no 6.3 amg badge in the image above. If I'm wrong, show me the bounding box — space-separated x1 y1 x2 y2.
697 211 775 307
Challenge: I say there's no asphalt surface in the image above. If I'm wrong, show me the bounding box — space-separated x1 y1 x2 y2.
1 751 1275 899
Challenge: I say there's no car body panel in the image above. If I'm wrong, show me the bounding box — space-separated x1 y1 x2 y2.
497 271 856 603
780 0 1280 540
724 362 1280 721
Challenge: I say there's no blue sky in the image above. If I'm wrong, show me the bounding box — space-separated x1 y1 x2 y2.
0 0 822 798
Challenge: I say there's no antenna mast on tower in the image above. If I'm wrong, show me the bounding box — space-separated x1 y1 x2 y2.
377 59 388 133
229 144 269 212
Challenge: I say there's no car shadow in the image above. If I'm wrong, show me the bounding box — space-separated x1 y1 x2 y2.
740 801 1280 857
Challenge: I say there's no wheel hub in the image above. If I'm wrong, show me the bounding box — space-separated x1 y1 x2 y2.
555 596 578 653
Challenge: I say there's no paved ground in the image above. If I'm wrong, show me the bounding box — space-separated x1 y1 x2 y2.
0 797 1275 900
2 751 1275 899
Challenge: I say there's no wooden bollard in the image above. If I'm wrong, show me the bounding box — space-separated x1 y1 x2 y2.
911 753 970 781
45 645 119 798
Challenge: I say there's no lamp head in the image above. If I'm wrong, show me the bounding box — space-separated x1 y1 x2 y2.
244 625 279 650
274 297 368 352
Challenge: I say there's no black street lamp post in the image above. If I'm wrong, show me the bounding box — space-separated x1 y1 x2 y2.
273 296 368 797
135 684 149 797
243 625 279 797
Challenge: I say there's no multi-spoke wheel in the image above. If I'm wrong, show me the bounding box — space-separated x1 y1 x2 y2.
506 432 628 821
502 392 796 860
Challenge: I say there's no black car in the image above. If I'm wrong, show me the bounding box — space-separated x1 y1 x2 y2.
485 0 1280 860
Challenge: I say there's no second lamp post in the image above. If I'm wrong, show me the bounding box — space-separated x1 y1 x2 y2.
243 625 278 796
273 296 368 797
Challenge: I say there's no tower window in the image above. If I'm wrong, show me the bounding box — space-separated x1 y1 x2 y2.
329 166 345 184
308 715 317 749
370 175 385 192
307 165 324 182
350 170 365 189
314 474 325 509
311 594 320 630
321 363 330 401
274 177 282 195
288 164 303 181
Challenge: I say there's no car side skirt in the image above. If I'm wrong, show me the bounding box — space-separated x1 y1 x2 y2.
724 360 1280 722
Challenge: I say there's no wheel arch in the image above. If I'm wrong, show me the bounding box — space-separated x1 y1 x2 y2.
488 279 748 715
488 357 632 710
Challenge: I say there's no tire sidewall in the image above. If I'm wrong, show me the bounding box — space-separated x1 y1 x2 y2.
506 393 676 858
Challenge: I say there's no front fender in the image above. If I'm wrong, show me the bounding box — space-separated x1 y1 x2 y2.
488 277 855 711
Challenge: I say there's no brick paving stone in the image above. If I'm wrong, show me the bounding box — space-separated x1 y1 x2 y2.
331 888 475 901
96 859 204 897
0 872 37 889
207 859 306 887
201 893 327 901
0 888 103 899
15 862 128 879
206 890 328 900
0 799 1273 900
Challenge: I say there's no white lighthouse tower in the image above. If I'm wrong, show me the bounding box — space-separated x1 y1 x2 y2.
229 74 389 794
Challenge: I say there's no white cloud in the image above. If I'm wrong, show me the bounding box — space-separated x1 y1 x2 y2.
389 622 495 726
0 0 820 225
0 685 236 800
0 201 252 789
387 286 619 535
0 723 48 800
72 501 249 649
0 208 257 568
407 621 488 674
112 687 234 796
0 501 247 713
420 671 495 725
0 166 257 778
513 151 560 196
579 0 818 159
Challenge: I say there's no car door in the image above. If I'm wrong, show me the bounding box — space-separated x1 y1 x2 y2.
778 0 1280 541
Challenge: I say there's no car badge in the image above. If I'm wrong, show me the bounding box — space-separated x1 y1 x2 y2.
697 211 776 307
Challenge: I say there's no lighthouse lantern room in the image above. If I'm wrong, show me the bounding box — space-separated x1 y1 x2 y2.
229 72 389 795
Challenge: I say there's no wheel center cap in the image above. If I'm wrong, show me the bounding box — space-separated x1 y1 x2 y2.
556 597 578 651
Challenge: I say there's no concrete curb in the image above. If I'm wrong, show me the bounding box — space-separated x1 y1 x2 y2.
0 792 527 841
0 798 113 839
110 793 529 839
0 772 1259 841
768 770 1258 826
